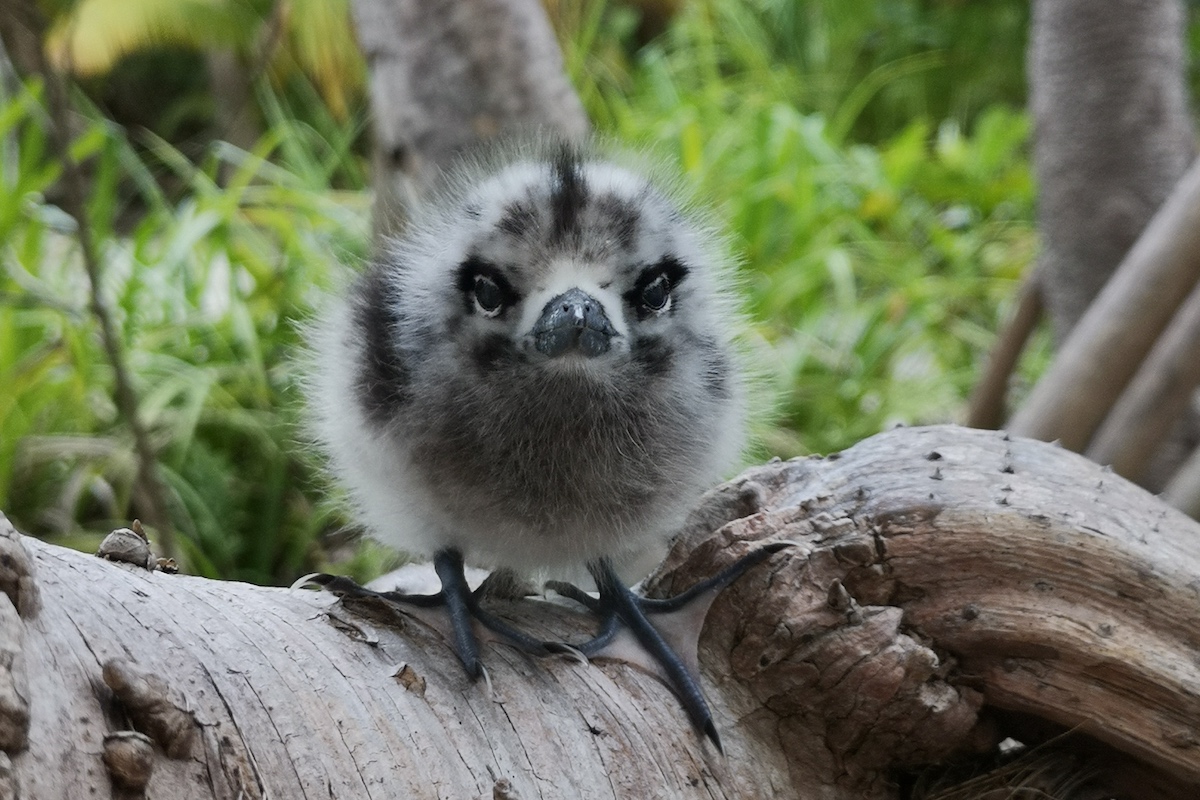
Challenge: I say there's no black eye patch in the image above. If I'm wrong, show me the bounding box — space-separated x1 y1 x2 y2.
624 256 689 320
456 257 520 317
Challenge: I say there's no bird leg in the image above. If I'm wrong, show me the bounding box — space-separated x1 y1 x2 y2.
308 548 556 680
553 542 794 751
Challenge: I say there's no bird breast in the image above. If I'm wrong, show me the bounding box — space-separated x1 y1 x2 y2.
403 366 703 552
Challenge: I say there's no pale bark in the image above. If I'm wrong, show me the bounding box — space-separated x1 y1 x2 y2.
349 0 589 239
1086 278 1200 482
2 425 1199 798
1029 0 1194 344
1007 155 1200 451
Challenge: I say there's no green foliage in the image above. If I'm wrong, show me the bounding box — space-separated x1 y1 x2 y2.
0 79 368 583
565 0 1029 142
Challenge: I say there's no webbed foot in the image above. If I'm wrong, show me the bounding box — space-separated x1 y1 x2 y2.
307 548 560 680
553 542 794 751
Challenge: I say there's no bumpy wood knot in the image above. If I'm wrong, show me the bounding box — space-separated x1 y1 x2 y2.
103 731 155 790
102 659 196 759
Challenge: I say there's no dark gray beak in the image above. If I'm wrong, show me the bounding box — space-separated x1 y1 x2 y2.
531 288 617 358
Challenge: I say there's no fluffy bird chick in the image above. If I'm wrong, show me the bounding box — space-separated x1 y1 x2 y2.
307 140 781 748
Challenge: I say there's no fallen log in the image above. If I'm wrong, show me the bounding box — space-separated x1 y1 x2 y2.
0 425 1196 798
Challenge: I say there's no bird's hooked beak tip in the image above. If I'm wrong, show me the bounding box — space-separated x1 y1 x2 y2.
530 288 617 358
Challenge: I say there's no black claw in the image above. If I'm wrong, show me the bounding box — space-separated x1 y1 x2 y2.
559 544 790 748
306 572 377 596
434 550 486 677
582 557 717 738
468 603 556 656
313 542 790 750
376 589 448 608
704 720 723 754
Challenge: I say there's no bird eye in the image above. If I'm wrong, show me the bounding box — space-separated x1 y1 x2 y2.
640 273 671 313
473 274 505 317
624 257 687 321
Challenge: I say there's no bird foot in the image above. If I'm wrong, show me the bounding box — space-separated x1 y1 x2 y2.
303 549 565 680
551 541 796 752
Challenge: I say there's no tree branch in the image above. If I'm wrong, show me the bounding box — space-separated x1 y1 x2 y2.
1085 278 1200 482
966 271 1043 429
2 426 1198 797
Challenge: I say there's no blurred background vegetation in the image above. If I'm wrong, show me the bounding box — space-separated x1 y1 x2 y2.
2 0 1197 585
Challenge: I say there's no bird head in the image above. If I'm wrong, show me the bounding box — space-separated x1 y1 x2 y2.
390 142 739 397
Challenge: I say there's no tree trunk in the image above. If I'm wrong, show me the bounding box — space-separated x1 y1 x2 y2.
1029 0 1194 344
349 0 589 240
2 425 1198 798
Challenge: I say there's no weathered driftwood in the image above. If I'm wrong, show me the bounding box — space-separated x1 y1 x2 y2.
0 425 1197 798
